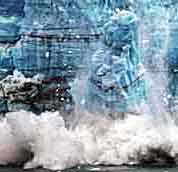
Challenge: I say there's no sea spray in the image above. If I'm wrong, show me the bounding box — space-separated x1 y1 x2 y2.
0 1 177 171
0 117 31 165
0 111 176 170
6 111 84 170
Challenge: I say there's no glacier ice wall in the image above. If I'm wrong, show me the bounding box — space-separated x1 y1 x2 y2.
0 1 178 171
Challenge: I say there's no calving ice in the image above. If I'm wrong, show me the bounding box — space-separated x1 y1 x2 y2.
85 9 146 117
0 0 177 171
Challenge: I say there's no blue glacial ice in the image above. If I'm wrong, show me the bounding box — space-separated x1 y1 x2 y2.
0 0 177 116
85 10 146 115
21 0 96 35
0 0 100 114
165 1 178 113
0 0 24 42
0 1 178 171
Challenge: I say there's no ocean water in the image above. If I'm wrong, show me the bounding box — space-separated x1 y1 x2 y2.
0 166 178 172
1 165 178 172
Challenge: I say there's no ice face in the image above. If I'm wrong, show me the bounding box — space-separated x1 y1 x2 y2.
85 0 134 31
166 2 178 113
136 0 170 65
0 0 103 114
1 1 178 170
85 10 146 114
21 0 134 35
0 0 24 17
103 10 138 49
0 0 24 42
21 0 97 35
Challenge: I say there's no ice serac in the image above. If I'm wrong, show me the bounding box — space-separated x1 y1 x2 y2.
167 1 178 115
85 9 146 115
0 0 24 42
136 0 170 70
86 0 133 32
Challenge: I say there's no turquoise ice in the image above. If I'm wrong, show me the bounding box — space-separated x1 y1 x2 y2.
85 10 146 115
166 1 178 113
0 0 24 42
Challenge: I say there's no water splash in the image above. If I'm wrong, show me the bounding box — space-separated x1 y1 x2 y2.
0 110 177 170
0 1 178 171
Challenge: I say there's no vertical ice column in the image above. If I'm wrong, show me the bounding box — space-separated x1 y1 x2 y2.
167 2 178 115
133 0 171 119
0 0 24 79
85 10 146 116
135 0 170 70
0 0 24 43
0 0 24 114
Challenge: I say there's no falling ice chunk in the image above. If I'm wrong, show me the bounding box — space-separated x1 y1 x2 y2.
85 9 146 114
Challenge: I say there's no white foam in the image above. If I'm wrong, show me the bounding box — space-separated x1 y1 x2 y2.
0 117 28 165
6 111 84 170
0 111 177 170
